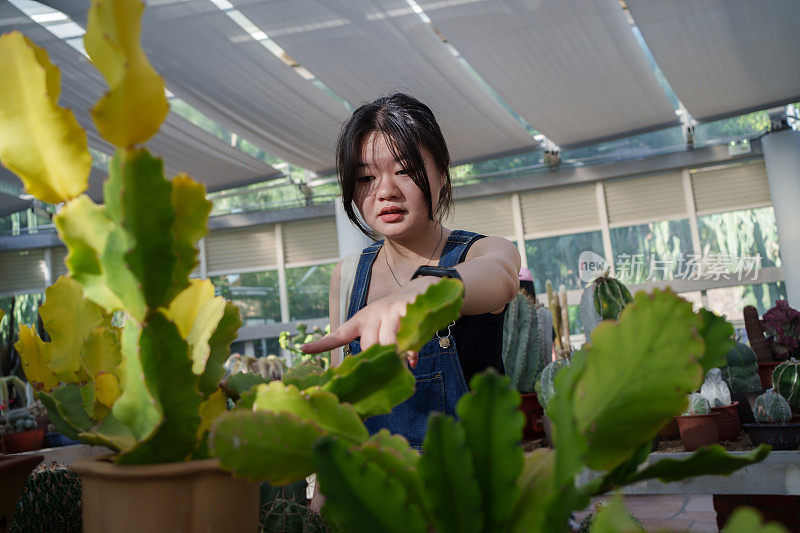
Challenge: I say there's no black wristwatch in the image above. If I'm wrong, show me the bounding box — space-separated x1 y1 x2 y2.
411 266 462 282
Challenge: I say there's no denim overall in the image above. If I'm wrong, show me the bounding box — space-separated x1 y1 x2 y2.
345 230 483 449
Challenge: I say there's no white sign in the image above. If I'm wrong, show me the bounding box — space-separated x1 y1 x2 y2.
578 251 608 283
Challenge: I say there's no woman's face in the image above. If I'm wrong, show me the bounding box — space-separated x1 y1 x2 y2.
354 132 443 239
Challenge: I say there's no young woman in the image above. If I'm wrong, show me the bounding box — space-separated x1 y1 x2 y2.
302 93 520 448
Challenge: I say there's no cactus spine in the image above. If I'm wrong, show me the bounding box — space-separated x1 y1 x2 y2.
684 392 710 415
721 342 762 393
502 293 548 393
753 389 792 424
772 358 800 412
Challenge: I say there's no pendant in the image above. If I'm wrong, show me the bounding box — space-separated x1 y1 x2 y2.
438 336 451 349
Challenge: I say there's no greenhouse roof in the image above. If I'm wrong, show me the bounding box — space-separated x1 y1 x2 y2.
0 0 798 212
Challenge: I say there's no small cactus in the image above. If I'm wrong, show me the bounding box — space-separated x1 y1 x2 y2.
535 358 570 410
259 497 328 533
753 389 792 424
721 342 761 393
579 272 632 342
700 368 731 407
502 292 549 393
772 358 800 412
684 392 710 415
9 465 82 533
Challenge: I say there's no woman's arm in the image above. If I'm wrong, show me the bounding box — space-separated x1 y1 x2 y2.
327 260 343 368
304 237 521 365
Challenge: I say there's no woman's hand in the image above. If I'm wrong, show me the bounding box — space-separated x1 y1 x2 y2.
301 277 437 369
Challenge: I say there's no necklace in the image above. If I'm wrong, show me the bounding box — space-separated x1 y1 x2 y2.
384 226 444 287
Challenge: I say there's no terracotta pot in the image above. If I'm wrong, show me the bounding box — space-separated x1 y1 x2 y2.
71 455 260 533
2 428 45 454
542 415 554 448
757 361 780 389
710 401 741 441
657 417 680 439
743 423 800 450
0 454 43 532
730 390 763 425
676 413 719 451
519 393 545 440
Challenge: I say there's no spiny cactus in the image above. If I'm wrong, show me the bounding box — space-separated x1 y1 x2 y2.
772 358 800 412
700 368 731 407
753 389 792 424
743 305 774 362
684 392 710 415
721 342 762 393
259 497 328 533
9 465 82 533
502 293 549 393
579 272 632 342
535 358 570 410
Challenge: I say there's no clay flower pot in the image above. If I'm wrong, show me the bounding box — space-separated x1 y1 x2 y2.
657 417 680 439
710 401 741 441
71 455 260 533
676 413 719 451
2 428 45 453
757 361 780 389
519 393 545 440
743 423 800 450
0 454 43 529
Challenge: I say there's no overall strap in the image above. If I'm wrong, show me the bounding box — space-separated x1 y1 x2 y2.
438 230 485 268
346 240 383 321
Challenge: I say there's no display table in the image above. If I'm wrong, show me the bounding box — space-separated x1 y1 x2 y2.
14 443 112 466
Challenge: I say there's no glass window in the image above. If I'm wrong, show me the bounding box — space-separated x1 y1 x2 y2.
211 270 281 326
610 219 693 283
698 207 781 269
0 293 45 328
287 263 335 321
694 111 770 146
525 231 604 293
706 282 787 320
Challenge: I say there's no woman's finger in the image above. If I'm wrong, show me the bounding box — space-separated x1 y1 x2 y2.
377 313 399 347
405 350 419 369
301 319 360 353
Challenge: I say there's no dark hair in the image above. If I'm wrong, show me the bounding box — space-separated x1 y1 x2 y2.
336 93 452 237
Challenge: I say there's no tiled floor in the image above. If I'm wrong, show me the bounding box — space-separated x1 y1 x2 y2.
576 495 718 532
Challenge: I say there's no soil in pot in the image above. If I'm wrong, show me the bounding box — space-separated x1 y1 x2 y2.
757 361 780 389
519 393 545 440
2 428 45 454
742 423 800 450
710 401 741 441
71 455 260 533
676 413 719 451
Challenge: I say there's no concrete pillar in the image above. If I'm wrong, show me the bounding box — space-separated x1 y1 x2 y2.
334 196 372 258
762 126 800 305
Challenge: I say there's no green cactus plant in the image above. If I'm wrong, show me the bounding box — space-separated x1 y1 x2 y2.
753 389 792 424
259 497 328 533
685 392 711 415
502 292 549 393
534 358 570 410
771 358 800 412
721 342 762 393
9 465 82 533
579 271 633 342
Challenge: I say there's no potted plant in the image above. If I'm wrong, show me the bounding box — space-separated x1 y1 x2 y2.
701 368 741 441
502 289 552 439
578 270 633 344
676 392 720 451
722 341 764 424
743 389 800 450
772 358 800 416
762 301 800 361
304 289 771 533
0 376 46 453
